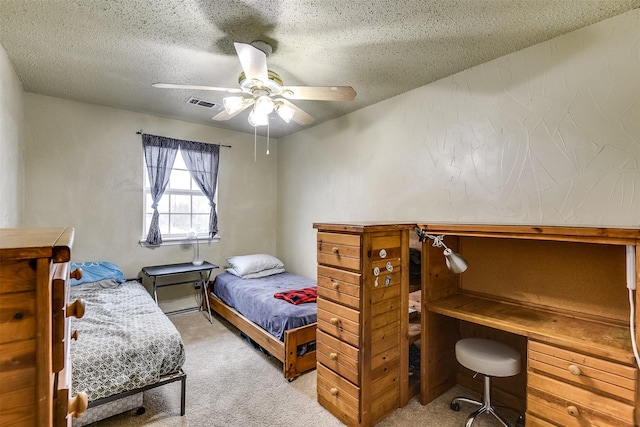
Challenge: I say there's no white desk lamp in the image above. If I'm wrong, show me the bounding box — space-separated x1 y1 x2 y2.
186 228 203 266
415 228 468 274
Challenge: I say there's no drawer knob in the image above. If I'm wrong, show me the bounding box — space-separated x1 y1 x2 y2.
66 299 85 319
566 405 579 417
330 352 338 360
332 247 339 254
332 281 339 290
71 330 79 340
70 268 83 281
329 317 339 326
330 387 339 396
568 364 582 376
69 391 89 418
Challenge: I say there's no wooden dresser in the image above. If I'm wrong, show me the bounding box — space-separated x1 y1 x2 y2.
0 228 88 426
314 223 414 426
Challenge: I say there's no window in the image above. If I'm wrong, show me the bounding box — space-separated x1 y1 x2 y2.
143 148 217 241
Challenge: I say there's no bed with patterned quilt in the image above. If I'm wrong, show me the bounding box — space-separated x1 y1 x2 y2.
208 254 317 381
68 262 186 426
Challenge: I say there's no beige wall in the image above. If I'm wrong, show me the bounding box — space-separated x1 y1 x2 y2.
277 9 640 278
0 42 24 227
23 94 278 281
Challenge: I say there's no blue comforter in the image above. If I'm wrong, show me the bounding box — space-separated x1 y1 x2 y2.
212 272 317 340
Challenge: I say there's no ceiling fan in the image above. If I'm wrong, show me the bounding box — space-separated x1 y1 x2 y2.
153 41 356 127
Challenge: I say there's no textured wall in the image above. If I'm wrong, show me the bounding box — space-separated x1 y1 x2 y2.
22 94 278 281
278 9 640 278
0 42 24 227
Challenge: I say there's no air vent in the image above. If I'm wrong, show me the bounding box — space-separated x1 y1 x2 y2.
187 97 217 109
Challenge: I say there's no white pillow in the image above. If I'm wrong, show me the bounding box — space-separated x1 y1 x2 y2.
226 254 285 276
226 267 286 279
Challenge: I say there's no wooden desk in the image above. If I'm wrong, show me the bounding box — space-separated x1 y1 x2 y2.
428 293 633 363
418 224 639 427
142 261 218 322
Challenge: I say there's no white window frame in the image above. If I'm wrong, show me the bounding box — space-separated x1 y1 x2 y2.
140 148 219 246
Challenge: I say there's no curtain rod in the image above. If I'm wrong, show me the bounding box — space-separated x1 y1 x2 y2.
136 131 231 148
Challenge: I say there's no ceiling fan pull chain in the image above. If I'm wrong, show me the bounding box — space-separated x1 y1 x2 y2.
254 126 257 162
266 123 270 155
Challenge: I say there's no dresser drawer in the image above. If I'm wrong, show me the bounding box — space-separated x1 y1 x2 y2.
0 260 37 294
317 298 360 347
0 292 36 344
317 362 360 426
0 339 37 426
528 372 635 427
317 232 361 270
317 329 360 385
528 340 636 402
317 265 361 309
51 265 68 373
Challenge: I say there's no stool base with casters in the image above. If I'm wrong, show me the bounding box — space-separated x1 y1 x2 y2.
449 338 524 427
449 375 525 427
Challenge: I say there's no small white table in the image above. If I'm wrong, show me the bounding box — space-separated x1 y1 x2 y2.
141 261 218 322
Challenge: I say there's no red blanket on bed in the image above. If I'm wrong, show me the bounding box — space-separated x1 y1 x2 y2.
274 287 317 305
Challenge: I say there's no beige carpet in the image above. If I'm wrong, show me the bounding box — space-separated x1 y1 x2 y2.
88 311 521 426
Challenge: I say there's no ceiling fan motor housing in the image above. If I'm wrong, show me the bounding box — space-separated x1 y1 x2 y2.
238 70 284 95
250 40 273 57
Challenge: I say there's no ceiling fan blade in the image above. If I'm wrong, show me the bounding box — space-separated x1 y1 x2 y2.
234 42 268 82
212 99 254 121
280 86 356 101
279 99 315 126
152 82 243 93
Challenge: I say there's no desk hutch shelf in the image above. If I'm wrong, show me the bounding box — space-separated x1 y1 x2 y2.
418 224 640 427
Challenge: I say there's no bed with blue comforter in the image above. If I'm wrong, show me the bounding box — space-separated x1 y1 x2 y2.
213 271 317 340
209 267 318 380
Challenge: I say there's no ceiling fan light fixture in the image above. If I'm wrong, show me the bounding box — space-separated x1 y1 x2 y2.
276 103 295 123
153 42 355 131
223 96 248 114
254 96 275 115
248 108 269 127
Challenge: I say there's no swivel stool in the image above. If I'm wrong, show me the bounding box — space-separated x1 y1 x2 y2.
450 338 522 427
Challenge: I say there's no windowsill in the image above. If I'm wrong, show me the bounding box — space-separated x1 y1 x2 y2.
139 236 220 247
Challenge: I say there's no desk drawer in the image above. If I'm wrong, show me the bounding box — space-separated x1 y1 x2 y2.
317 265 361 309
317 232 361 270
527 372 635 427
317 298 360 347
524 412 564 427
317 330 360 385
528 340 636 402
317 363 360 426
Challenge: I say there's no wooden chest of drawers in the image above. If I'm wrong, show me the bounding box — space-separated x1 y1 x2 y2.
0 228 87 426
527 340 637 427
314 223 412 426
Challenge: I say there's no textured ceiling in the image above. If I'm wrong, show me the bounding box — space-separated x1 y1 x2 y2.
1 0 638 138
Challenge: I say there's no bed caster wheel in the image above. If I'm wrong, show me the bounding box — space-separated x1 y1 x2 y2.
450 401 460 412
515 414 525 427
136 407 146 416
